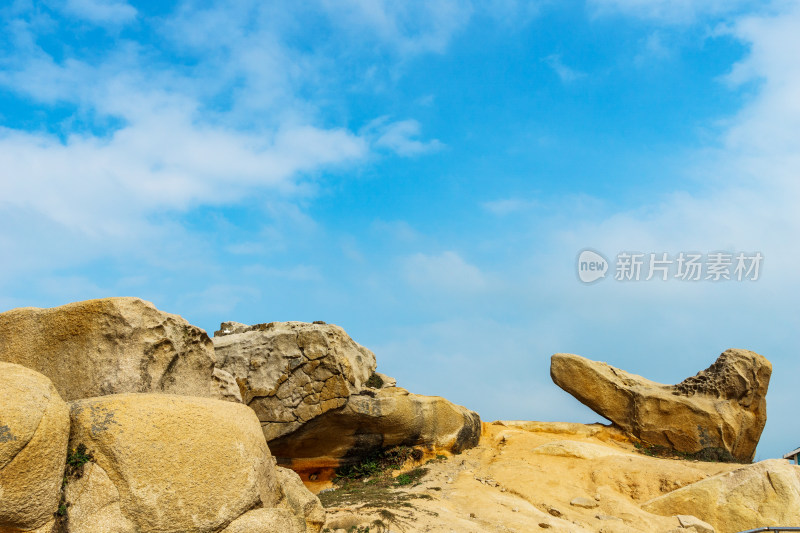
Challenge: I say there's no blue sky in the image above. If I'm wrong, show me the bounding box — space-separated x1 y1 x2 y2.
1 0 799 460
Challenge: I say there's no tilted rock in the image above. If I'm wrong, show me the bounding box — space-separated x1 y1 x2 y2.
643 459 800 533
0 297 240 402
0 363 70 532
212 321 377 441
268 386 481 480
550 349 771 461
64 393 283 533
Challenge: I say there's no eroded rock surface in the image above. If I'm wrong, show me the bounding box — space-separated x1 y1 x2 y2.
0 362 70 531
65 393 282 533
213 321 376 442
0 297 240 402
213 321 481 481
550 349 771 461
643 459 800 533
269 386 481 481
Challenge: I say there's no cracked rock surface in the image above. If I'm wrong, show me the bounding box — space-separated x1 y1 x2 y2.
212 321 377 441
213 320 482 480
550 349 771 462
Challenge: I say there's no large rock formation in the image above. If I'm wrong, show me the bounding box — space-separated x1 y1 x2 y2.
550 349 771 462
0 297 240 403
213 321 376 441
0 363 70 532
213 321 481 479
64 393 285 533
269 386 482 479
643 459 800 533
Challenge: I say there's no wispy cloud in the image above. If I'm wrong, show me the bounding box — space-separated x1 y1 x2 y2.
587 0 757 24
543 54 587 83
61 0 138 25
403 251 489 292
482 198 540 216
368 117 443 156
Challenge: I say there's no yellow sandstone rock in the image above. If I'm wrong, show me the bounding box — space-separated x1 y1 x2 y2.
66 393 282 533
550 349 771 461
0 297 240 403
0 362 69 532
643 459 800 533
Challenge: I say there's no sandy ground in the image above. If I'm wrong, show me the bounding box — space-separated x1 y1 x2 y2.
320 421 740 533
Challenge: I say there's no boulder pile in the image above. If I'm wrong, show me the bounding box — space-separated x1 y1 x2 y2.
0 297 482 531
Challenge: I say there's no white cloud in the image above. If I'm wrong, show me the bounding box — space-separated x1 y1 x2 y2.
319 0 474 54
403 251 489 292
543 54 586 83
366 117 443 156
61 0 137 25
587 0 757 23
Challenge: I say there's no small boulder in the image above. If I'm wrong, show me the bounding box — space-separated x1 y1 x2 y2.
65 393 283 533
219 508 305 533
0 362 70 531
276 467 325 533
550 349 771 461
0 297 240 402
676 514 715 533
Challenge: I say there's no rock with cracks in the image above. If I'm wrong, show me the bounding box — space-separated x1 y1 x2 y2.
550 348 771 461
212 321 377 442
212 320 482 481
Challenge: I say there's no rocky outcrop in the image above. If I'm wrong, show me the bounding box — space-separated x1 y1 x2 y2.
0 363 70 532
0 297 240 403
268 386 481 480
213 321 376 441
64 393 283 533
213 320 481 481
643 459 800 533
550 349 771 461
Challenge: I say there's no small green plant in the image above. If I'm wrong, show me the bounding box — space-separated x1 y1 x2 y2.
65 444 93 477
54 444 95 531
395 467 428 487
334 446 423 481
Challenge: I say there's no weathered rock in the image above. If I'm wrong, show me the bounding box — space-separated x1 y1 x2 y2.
0 362 70 531
276 467 326 533
212 321 377 441
269 386 481 480
676 514 715 533
643 459 800 533
65 393 283 533
0 297 240 402
219 508 305 533
550 349 771 461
